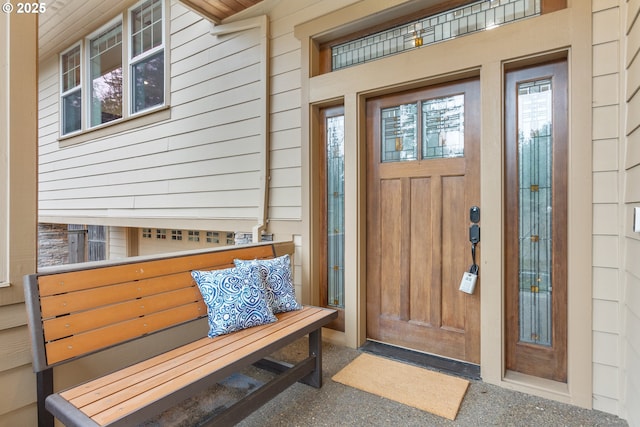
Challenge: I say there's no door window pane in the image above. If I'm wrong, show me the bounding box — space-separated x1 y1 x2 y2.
422 94 464 159
89 23 123 126
327 114 345 309
381 103 417 162
517 78 553 346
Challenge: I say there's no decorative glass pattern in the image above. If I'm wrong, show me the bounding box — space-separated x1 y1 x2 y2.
331 0 541 71
517 78 553 346
422 94 464 159
327 114 345 309
381 103 417 162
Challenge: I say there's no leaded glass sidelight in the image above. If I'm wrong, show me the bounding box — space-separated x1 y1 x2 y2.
422 94 464 159
326 114 345 309
517 78 553 346
381 103 417 162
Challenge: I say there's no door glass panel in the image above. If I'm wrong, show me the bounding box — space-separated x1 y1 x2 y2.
381 103 417 162
517 78 553 346
422 94 464 159
327 114 345 308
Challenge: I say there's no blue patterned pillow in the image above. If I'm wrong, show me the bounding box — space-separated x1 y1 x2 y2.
191 265 277 338
234 254 302 314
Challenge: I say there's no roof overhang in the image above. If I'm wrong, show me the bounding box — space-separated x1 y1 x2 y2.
178 0 264 24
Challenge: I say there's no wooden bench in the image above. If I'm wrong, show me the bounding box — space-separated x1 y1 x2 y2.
24 241 337 427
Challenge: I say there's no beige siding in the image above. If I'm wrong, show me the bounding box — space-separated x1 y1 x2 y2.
37 1 264 230
591 1 625 414
0 11 38 427
108 226 127 259
624 0 640 423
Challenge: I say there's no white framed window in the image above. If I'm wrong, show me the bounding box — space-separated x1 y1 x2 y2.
88 19 123 127
129 0 165 114
59 0 165 137
60 43 82 135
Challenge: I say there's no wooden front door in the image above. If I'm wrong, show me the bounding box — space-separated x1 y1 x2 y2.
366 78 480 364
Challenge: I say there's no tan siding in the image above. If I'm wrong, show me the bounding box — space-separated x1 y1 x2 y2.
625 0 640 422
591 1 625 414
108 226 127 259
37 4 265 229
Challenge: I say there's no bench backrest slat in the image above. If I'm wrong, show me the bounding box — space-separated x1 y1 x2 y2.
43 287 206 342
45 302 206 365
25 243 290 371
37 245 275 296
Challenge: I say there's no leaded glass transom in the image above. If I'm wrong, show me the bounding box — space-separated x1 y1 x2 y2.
331 0 541 71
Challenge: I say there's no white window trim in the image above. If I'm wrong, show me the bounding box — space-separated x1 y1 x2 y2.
59 41 83 137
58 0 168 141
85 16 125 131
128 0 166 116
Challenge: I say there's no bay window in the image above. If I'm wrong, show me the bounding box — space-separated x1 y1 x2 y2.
59 0 165 137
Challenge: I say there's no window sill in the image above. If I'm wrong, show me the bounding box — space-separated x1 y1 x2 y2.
58 105 171 148
0 281 10 288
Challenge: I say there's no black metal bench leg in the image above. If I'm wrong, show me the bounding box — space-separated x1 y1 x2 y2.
301 328 323 388
37 369 54 427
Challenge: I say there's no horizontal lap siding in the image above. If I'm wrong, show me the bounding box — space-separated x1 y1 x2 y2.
625 0 640 424
37 1 263 225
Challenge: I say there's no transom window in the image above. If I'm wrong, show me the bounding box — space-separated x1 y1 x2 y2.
60 0 165 136
324 0 543 73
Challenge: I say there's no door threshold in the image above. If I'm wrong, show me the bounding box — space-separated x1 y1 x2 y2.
359 340 481 381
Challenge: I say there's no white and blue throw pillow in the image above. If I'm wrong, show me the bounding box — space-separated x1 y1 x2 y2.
234 254 302 314
191 265 277 338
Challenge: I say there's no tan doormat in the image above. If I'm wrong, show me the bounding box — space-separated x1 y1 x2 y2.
332 353 469 420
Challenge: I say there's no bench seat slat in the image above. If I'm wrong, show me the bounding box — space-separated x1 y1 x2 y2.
45 302 206 365
40 272 197 319
61 308 322 406
43 287 204 341
53 307 329 426
89 307 332 426
38 245 275 297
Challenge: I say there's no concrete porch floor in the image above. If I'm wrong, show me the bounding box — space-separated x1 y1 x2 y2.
236 338 627 427
143 337 628 426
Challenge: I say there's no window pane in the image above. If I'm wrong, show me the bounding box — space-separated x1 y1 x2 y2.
90 23 123 126
422 94 464 159
61 45 81 92
131 0 163 58
62 89 82 134
381 103 417 162
326 114 345 309
517 78 553 346
132 51 164 113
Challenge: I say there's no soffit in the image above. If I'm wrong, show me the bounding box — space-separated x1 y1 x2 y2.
38 0 266 60
38 0 138 60
178 0 264 24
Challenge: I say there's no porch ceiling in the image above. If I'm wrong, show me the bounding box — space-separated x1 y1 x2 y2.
38 0 266 60
179 0 264 23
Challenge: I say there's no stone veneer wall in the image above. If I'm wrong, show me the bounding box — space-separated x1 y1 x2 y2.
38 223 69 267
